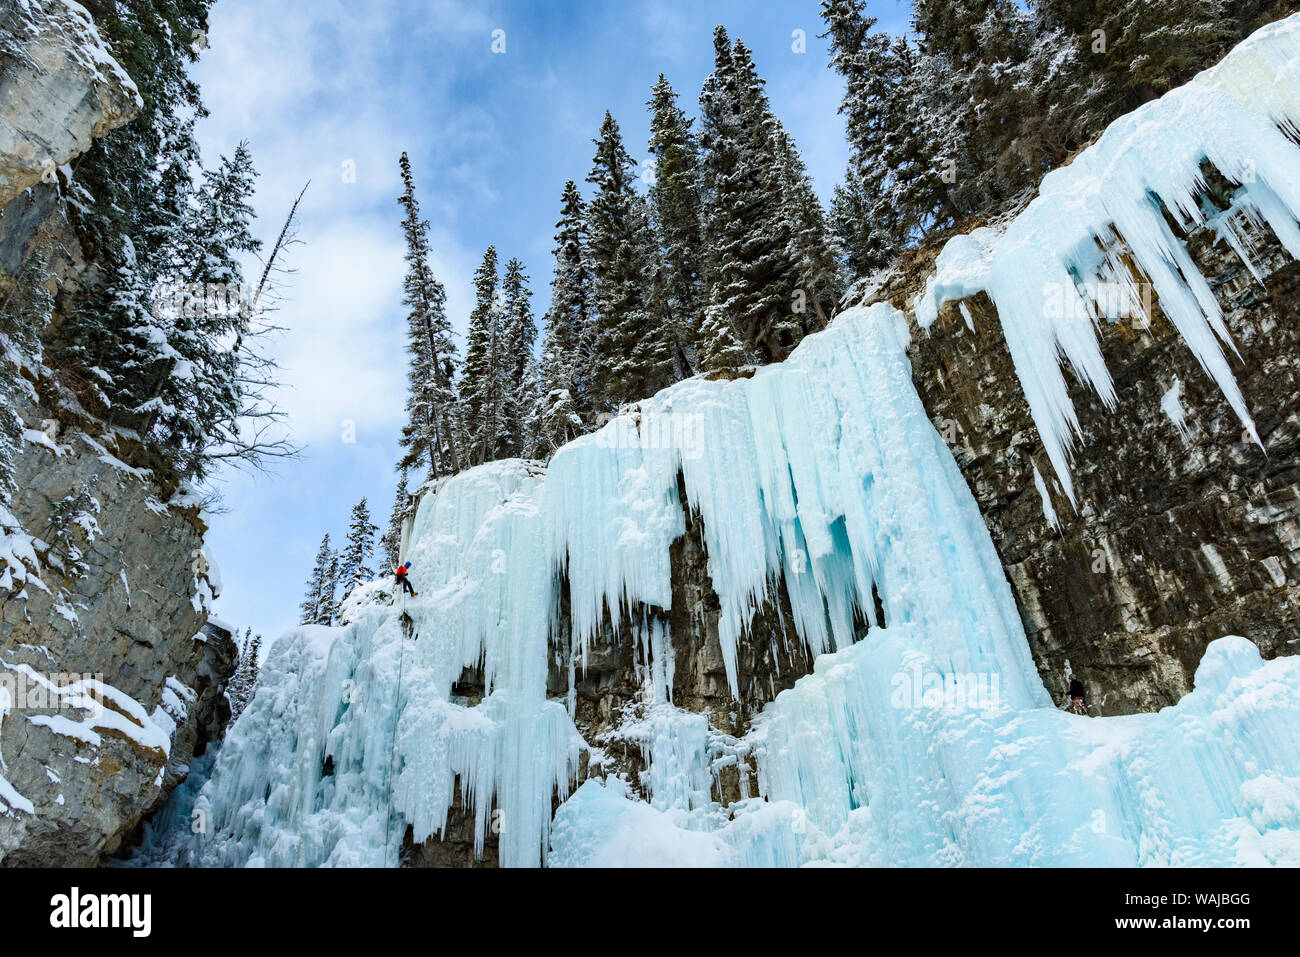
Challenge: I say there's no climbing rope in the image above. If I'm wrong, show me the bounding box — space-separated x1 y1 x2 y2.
382 590 411 867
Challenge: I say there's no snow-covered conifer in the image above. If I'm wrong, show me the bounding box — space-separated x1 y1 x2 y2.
341 497 379 592
396 152 461 480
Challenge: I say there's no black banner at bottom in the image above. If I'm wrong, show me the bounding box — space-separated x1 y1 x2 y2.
0 867 1279 945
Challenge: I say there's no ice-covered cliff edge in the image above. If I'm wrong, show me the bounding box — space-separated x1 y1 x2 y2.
146 14 1300 869
913 12 1300 505
157 302 1300 868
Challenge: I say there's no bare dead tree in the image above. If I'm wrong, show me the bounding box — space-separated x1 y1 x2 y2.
201 181 312 475
251 180 310 313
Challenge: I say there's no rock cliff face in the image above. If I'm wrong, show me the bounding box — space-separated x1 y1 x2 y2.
867 211 1300 716
0 390 234 866
0 0 234 866
0 0 140 209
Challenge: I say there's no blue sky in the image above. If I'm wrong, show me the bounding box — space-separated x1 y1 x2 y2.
193 0 913 641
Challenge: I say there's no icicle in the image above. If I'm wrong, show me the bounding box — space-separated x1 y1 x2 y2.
1161 379 1194 443
914 14 1300 504
1032 463 1061 531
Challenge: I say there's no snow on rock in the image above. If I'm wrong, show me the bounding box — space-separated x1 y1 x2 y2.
336 577 393 626
0 502 41 595
1032 463 1061 531
20 428 62 455
199 545 220 598
3 662 171 757
0 0 141 209
168 298 1300 868
0 680 34 816
1161 378 1194 442
913 13 1300 505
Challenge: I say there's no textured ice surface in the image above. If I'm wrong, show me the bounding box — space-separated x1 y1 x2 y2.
165 302 1300 868
151 18 1300 868
913 14 1300 504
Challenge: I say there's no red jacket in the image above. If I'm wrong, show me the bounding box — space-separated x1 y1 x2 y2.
395 566 407 579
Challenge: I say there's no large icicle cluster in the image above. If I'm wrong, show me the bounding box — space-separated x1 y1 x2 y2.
153 16 1300 868
913 13 1300 504
159 301 1300 869
168 462 585 868
176 300 1047 867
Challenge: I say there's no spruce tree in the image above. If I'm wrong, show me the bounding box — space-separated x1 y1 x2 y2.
323 548 341 624
699 31 814 364
396 152 461 479
229 628 251 718
516 351 544 459
647 75 706 375
535 336 584 453
696 302 749 373
586 112 675 407
544 180 597 426
823 4 927 259
380 472 408 569
134 143 262 480
910 0 1088 212
500 257 537 455
229 628 262 720
829 167 878 279
772 128 842 331
818 0 1264 283
341 497 379 592
299 534 334 626
460 246 511 464
1092 0 1231 108
248 633 262 684
821 2 971 267
537 181 594 451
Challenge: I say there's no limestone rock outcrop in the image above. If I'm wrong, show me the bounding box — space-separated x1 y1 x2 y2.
870 210 1300 715
0 0 140 209
0 0 235 867
0 393 233 866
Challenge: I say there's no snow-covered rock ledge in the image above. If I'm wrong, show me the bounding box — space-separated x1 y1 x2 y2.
0 404 233 865
0 0 141 210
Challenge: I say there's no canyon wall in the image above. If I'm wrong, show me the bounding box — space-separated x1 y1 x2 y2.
0 0 233 866
871 211 1300 715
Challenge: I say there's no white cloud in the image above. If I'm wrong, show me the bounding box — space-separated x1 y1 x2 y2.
191 0 491 447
